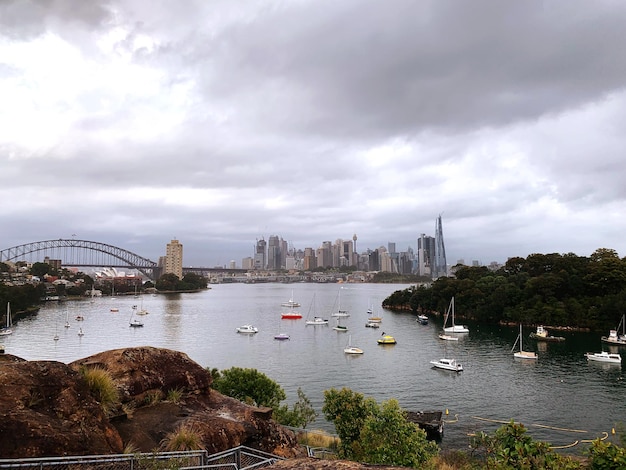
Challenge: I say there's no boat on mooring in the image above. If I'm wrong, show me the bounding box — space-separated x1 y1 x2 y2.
529 325 565 342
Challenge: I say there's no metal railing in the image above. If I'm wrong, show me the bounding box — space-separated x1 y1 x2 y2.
0 447 282 470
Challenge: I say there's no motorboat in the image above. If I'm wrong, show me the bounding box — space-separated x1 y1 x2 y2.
236 324 258 334
601 314 626 346
443 297 469 333
305 317 329 326
365 321 380 328
417 314 428 325
430 358 463 372
129 319 144 328
377 333 396 345
438 333 458 341
585 351 621 364
274 333 290 341
529 325 565 342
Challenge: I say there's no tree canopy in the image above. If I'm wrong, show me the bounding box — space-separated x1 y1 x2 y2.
383 248 626 331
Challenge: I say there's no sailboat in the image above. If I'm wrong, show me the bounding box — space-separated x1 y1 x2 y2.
367 299 382 323
305 294 329 325
331 289 350 317
64 308 71 328
443 297 469 333
333 318 348 332
512 324 537 360
136 295 149 315
129 307 144 328
0 302 13 336
344 335 364 354
601 314 626 346
281 290 301 308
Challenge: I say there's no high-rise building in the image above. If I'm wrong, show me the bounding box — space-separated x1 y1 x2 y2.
434 214 448 278
164 239 183 279
417 234 435 277
254 238 266 270
267 235 281 270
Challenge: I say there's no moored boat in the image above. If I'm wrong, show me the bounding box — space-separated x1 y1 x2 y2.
585 351 621 364
274 333 290 340
529 325 565 342
236 324 259 334
600 314 626 346
281 310 302 319
417 314 428 325
430 358 463 372
443 297 469 333
305 316 329 326
377 333 396 345
438 333 458 341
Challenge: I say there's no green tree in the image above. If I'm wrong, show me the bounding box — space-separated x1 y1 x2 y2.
155 273 180 291
30 262 51 277
471 420 580 469
322 387 377 459
357 399 438 467
211 367 286 409
273 387 317 428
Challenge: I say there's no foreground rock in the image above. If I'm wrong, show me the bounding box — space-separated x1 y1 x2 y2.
0 347 304 459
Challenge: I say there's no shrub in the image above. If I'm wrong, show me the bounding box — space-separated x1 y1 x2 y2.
166 387 184 404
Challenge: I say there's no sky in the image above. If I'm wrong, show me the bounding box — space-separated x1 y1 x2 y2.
2 0 626 268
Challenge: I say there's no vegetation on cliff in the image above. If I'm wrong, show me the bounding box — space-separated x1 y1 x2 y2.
210 366 317 428
382 248 626 331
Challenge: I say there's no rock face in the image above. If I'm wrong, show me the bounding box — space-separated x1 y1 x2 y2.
0 347 304 459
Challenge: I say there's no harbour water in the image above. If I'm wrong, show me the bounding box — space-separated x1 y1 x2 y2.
2 282 625 453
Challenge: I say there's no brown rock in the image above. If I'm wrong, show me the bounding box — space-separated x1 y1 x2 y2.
0 355 123 457
0 347 305 459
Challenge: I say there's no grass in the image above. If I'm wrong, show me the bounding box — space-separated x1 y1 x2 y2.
80 366 119 416
166 387 184 404
160 422 205 451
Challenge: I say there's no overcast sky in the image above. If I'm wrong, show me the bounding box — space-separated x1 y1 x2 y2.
2 0 626 268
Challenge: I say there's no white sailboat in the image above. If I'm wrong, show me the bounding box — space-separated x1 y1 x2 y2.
129 307 144 327
136 295 149 315
512 324 537 360
305 294 329 325
601 314 626 346
331 289 350 317
64 308 71 328
443 297 469 333
344 335 363 355
0 302 13 336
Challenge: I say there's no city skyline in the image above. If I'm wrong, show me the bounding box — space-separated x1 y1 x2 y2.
2 2 625 269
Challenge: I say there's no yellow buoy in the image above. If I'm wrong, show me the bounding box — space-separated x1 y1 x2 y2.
612 428 616 435
446 409 449 415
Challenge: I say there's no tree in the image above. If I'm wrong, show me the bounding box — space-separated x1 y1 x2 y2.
155 273 180 291
322 387 377 459
357 399 438 467
211 367 286 408
273 387 317 428
323 388 438 467
30 262 51 277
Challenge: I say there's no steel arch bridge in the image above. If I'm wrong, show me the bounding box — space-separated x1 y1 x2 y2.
0 239 161 280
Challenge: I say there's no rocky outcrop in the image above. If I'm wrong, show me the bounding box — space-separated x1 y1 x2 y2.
0 346 304 459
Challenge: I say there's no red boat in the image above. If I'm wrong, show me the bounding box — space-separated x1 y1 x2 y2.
281 311 302 319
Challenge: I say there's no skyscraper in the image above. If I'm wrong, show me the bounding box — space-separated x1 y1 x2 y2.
434 214 448 278
165 239 183 279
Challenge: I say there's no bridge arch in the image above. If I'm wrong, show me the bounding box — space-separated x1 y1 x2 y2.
0 239 161 280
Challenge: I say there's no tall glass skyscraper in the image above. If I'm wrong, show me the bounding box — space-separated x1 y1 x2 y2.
434 214 447 278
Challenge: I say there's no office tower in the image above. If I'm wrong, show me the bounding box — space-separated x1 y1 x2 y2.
165 239 183 279
435 214 448 278
417 234 435 277
254 238 266 270
267 235 281 270
303 247 317 270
